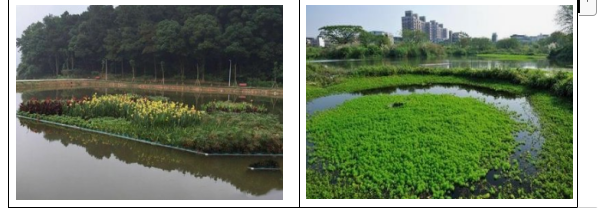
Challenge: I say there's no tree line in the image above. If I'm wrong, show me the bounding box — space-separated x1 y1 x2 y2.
17 5 283 86
307 5 572 65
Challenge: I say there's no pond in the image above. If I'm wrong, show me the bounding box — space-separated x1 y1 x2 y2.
307 56 572 71
15 88 282 200
306 84 544 198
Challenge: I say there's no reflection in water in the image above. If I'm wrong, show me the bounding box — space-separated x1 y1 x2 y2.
16 92 282 200
308 57 572 71
306 84 544 197
17 118 282 199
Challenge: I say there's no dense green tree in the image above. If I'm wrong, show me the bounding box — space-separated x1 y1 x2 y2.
318 25 364 45
16 5 283 86
496 38 521 50
183 14 220 82
549 5 573 64
555 5 573 34
155 19 185 81
16 22 47 78
458 37 471 48
469 37 493 52
401 29 429 45
359 32 391 47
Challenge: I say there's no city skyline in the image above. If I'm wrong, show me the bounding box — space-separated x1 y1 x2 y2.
306 5 561 40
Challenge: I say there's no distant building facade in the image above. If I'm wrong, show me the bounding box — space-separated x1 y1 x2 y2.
317 36 326 47
306 37 316 46
306 36 326 47
510 34 548 44
402 10 425 31
402 10 449 42
492 33 497 43
442 28 448 40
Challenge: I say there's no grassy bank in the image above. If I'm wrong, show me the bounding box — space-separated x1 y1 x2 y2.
306 64 573 100
16 79 284 98
18 94 282 154
528 93 573 198
476 54 548 60
307 94 520 198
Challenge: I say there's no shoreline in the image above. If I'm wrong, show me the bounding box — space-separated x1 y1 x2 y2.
16 79 283 98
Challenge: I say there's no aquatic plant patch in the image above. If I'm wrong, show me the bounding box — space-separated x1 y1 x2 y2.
18 94 282 154
307 94 520 198
64 93 203 128
202 101 267 113
528 93 573 198
19 98 70 115
17 111 282 154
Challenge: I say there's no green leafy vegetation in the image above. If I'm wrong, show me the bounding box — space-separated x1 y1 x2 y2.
18 93 282 154
528 93 573 198
16 5 282 86
305 64 572 101
306 63 573 198
307 94 520 198
202 101 267 113
476 54 547 60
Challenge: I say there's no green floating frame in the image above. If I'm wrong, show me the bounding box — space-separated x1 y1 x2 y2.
248 167 282 171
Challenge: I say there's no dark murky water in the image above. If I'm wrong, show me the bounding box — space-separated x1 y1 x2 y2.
16 90 282 200
306 84 543 197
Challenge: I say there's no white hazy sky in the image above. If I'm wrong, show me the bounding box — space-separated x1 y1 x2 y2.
15 5 90 67
307 5 561 39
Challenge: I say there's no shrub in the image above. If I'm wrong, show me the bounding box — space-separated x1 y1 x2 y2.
65 93 203 128
347 65 572 98
19 98 64 115
202 101 267 113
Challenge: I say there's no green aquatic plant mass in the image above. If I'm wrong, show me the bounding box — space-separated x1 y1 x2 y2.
307 94 520 198
18 94 282 154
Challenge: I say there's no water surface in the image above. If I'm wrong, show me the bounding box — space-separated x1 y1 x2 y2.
308 57 572 71
16 90 283 200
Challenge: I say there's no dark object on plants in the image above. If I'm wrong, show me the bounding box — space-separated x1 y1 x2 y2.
390 102 405 108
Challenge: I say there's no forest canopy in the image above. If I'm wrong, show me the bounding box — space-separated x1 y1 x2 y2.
16 5 283 85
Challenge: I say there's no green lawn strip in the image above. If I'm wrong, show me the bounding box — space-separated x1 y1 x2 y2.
476 54 548 60
307 94 520 198
306 64 573 100
17 111 282 154
528 93 573 198
307 75 525 101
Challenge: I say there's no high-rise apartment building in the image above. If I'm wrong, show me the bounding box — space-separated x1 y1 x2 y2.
402 10 449 42
401 11 425 31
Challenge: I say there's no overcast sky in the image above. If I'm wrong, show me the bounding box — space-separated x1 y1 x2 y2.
307 5 561 39
15 5 90 67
